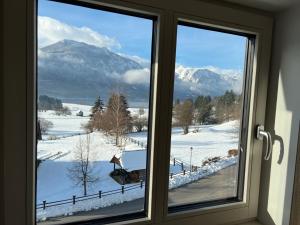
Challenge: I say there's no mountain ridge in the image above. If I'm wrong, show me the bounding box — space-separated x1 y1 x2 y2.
38 39 242 106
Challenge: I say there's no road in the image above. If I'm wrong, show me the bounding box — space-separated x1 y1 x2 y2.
39 165 237 225
169 164 238 206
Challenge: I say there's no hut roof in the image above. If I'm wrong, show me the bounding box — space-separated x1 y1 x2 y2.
115 150 146 172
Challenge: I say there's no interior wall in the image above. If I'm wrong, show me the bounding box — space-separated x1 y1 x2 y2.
290 129 300 225
258 3 300 225
1 0 4 224
2 0 28 224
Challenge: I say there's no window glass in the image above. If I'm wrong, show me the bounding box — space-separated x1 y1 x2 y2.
168 24 248 209
36 1 153 223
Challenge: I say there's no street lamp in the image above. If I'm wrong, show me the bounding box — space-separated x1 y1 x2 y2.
190 147 193 173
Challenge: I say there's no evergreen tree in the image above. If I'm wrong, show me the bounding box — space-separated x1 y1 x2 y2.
38 95 63 111
90 96 104 117
88 96 104 131
215 90 240 122
194 95 213 124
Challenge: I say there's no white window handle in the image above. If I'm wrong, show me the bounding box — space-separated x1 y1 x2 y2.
256 125 273 160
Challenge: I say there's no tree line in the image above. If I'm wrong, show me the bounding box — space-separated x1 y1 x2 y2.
86 93 147 146
38 95 71 115
174 90 242 134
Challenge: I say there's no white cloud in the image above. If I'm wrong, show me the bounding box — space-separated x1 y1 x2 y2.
123 69 150 84
38 16 121 49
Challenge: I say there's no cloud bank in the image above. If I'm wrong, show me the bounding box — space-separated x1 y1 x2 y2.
38 16 121 49
123 69 150 84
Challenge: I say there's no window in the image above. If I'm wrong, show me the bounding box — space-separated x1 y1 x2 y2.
7 1 272 225
36 1 155 223
168 23 251 211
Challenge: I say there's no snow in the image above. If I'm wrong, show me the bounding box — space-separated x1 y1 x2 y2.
170 122 239 166
38 103 91 140
37 103 240 221
128 121 239 167
169 156 237 189
116 150 147 171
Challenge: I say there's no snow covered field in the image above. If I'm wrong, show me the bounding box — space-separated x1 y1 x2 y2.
37 103 239 221
38 103 91 140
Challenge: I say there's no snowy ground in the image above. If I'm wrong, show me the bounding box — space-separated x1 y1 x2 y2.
38 103 91 140
37 103 239 221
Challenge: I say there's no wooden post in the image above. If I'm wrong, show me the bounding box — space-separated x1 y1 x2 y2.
122 185 124 194
73 195 76 205
140 180 143 189
99 191 102 198
43 201 46 210
181 162 184 171
170 173 173 179
173 158 176 166
183 170 186 175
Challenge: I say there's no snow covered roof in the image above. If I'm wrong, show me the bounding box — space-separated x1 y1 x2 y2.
116 150 146 172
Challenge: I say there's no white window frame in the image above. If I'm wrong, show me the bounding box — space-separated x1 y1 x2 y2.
2 0 273 225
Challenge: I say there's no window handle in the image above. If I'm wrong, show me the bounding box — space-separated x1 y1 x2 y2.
256 125 273 160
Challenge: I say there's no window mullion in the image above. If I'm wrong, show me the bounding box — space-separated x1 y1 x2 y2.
150 11 178 223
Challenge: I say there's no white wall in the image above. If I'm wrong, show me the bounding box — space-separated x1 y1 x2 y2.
258 4 300 225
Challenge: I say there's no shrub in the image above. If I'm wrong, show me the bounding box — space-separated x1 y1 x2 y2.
55 106 71 116
39 118 53 134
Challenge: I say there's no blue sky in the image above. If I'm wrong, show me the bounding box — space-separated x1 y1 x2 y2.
38 0 246 70
176 25 246 69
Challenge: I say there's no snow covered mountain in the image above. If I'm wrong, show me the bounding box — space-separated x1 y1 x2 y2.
38 40 151 106
38 39 242 105
173 65 242 99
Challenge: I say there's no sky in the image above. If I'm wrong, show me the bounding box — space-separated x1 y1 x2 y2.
38 0 247 70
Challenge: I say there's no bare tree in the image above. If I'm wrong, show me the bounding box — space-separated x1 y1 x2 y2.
39 117 53 134
55 106 72 116
132 108 147 132
68 134 98 196
173 99 194 134
101 92 132 146
132 116 147 132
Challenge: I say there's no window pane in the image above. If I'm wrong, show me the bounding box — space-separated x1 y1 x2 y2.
168 24 248 209
36 1 153 223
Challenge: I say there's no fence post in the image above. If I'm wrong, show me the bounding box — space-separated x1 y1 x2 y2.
122 185 124 194
43 200 46 210
181 162 184 171
99 191 102 199
183 170 186 175
73 195 76 205
170 173 173 179
140 180 143 189
173 158 176 166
